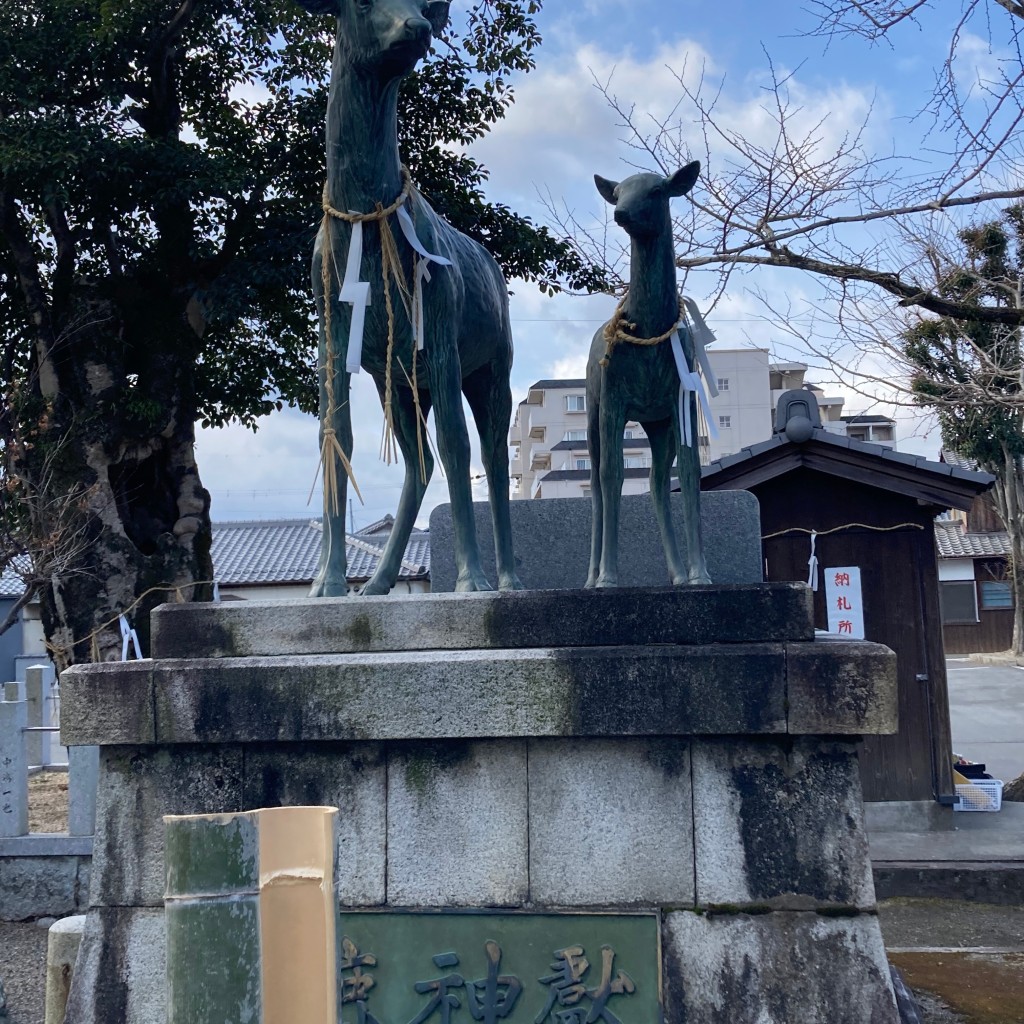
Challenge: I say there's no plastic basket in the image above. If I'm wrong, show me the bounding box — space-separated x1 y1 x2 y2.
953 779 1003 812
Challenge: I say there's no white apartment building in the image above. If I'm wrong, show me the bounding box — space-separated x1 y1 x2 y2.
510 351 896 500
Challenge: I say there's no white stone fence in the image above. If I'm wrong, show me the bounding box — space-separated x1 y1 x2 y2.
1 665 97 838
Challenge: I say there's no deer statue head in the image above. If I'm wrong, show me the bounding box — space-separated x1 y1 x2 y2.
295 0 450 77
594 162 701 239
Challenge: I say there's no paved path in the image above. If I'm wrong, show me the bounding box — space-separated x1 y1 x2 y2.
946 658 1024 783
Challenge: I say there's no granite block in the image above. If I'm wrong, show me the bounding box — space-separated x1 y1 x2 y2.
90 745 243 907
662 910 897 1024
150 584 813 658
242 742 387 905
429 490 762 591
59 663 154 747
528 737 694 906
63 906 166 1024
0 854 89 921
787 640 898 735
140 646 787 746
386 739 528 906
692 739 875 909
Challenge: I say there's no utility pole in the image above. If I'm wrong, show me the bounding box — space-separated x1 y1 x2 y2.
349 498 355 534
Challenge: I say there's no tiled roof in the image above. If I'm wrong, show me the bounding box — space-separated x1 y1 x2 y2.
541 467 650 482
0 555 30 598
211 519 429 586
703 428 995 487
934 520 1011 558
0 523 430 600
527 379 586 390
940 450 980 472
840 414 895 424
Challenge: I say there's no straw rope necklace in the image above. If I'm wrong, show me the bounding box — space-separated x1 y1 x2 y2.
314 166 435 515
599 293 688 367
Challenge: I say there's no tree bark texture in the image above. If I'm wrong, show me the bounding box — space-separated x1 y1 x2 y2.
988 449 1024 656
13 286 212 668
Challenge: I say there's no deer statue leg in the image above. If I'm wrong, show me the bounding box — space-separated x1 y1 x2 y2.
597 395 626 588
362 380 434 595
310 231 353 598
645 417 689 585
585 392 603 588
673 387 712 585
427 340 491 591
463 361 524 590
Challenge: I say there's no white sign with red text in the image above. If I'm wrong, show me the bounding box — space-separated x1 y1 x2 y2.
825 566 865 639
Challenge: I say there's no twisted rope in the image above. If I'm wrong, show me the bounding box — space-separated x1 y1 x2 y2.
599 293 687 367
314 166 421 513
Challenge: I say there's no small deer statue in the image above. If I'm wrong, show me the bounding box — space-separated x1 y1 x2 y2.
296 0 522 595
585 163 714 588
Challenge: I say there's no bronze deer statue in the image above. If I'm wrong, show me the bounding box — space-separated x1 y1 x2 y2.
585 164 714 588
296 0 522 595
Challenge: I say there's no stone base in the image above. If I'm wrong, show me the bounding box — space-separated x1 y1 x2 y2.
0 836 92 922
61 587 899 1024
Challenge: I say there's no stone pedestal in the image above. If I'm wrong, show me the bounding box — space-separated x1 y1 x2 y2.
60 584 899 1023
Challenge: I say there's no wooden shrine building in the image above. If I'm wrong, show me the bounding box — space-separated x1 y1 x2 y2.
701 390 994 809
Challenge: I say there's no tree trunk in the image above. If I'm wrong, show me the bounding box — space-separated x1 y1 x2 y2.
15 290 212 669
989 449 1024 657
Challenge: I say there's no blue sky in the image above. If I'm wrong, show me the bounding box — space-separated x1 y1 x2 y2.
199 0 972 527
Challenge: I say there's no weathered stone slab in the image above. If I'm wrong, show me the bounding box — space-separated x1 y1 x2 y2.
430 489 763 590
59 662 154 747
150 583 813 658
0 853 89 921
528 737 694 906
0 697 28 837
386 740 528 906
132 646 787 746
68 745 99 837
787 639 898 735
63 906 165 1024
89 746 243 907
662 910 897 1024
242 742 387 905
692 739 876 909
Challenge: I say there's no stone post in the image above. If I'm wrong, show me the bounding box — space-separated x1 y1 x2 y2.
45 915 87 1024
24 665 46 767
0 693 28 838
68 745 99 837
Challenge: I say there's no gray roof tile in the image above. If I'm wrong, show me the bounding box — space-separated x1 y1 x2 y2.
0 555 29 598
935 521 1011 558
212 519 429 585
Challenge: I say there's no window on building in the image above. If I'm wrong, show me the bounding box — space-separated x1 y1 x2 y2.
575 458 591 470
624 456 650 468
718 415 732 429
564 429 587 441
979 581 1013 609
623 429 633 439
717 377 730 391
566 395 586 412
940 580 979 623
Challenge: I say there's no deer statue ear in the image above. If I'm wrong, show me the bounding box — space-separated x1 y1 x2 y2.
665 161 700 197
293 0 342 13
594 175 619 205
426 2 450 34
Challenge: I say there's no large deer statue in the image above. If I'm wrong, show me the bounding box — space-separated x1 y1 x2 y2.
297 0 522 595
585 164 715 588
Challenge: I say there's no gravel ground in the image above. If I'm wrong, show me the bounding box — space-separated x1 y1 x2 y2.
0 921 48 1024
